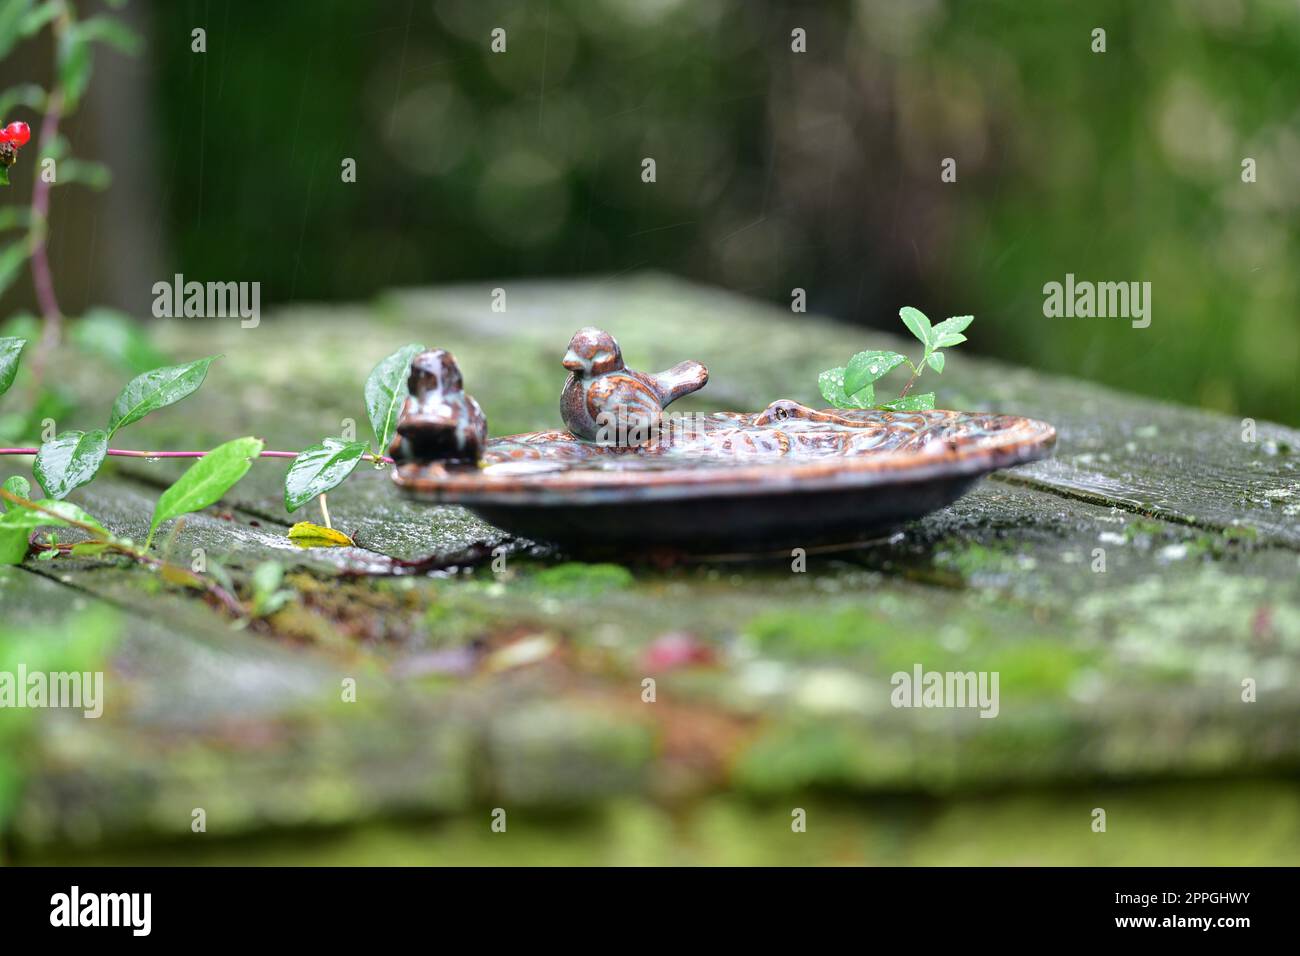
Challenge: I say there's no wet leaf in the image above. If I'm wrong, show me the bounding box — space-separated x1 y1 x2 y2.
877 393 936 412
364 343 423 453
0 497 109 566
108 355 219 436
283 438 368 513
927 351 945 374
287 521 354 548
818 367 873 409
1 474 30 510
931 314 973 339
899 307 932 350
147 436 262 547
34 429 108 499
844 349 907 395
0 498 108 534
0 335 24 396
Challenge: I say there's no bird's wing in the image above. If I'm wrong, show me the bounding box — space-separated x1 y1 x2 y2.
587 375 662 441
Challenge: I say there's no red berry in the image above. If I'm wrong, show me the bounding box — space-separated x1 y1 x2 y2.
3 122 30 147
0 129 10 145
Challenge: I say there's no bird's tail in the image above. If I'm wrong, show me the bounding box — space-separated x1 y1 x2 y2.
653 360 709 405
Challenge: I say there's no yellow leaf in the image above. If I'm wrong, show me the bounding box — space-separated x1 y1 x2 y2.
287 521 354 548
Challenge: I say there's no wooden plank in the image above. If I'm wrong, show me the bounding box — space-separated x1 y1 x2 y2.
4 276 1298 856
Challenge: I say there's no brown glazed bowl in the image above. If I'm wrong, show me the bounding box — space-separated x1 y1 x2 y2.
393 402 1056 554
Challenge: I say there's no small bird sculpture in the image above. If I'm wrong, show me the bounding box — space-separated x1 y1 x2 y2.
560 327 708 445
389 349 487 465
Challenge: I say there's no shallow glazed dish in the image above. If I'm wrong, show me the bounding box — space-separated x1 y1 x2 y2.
391 342 1057 553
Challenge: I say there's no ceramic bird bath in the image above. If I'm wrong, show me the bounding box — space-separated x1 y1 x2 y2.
391 330 1056 554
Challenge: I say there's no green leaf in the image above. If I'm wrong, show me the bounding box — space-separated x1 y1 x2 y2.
73 15 141 55
0 83 47 119
53 158 111 190
146 437 263 548
34 429 108 499
17 2 58 37
876 393 936 412
0 166 8 187
283 438 368 513
252 560 284 597
364 343 424 453
107 355 218 436
0 497 110 565
932 332 967 349
843 350 907 396
0 242 28 298
0 335 25 397
931 315 973 340
899 307 932 350
38 131 68 162
0 0 33 60
2 474 30 509
927 352 945 374
250 561 294 616
70 309 167 373
56 25 93 109
0 207 31 231
818 367 873 409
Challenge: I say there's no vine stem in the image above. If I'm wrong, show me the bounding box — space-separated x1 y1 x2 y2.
899 359 923 399
29 93 62 325
26 49 67 396
0 447 393 464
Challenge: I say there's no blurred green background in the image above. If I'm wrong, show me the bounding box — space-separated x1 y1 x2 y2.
4 0 1298 422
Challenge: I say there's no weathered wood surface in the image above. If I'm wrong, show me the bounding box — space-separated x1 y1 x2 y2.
3 276 1298 864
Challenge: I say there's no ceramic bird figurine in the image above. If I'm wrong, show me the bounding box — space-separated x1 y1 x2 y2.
560 327 708 445
389 348 487 465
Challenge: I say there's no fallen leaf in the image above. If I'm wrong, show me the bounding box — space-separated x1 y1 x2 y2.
288 521 354 548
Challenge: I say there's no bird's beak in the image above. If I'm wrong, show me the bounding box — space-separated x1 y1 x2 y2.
562 350 584 371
